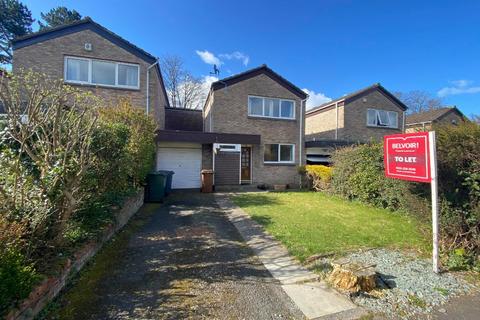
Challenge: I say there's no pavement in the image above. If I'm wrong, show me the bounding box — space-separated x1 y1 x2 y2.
50 192 306 319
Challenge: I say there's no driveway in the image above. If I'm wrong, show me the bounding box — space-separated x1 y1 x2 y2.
51 192 304 320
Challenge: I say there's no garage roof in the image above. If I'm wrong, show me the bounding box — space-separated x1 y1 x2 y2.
156 130 261 144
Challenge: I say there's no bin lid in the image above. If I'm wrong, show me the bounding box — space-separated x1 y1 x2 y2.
156 170 174 175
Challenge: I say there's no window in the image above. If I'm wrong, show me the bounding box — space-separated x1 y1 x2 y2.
248 96 295 119
367 109 398 128
64 56 140 89
264 144 295 163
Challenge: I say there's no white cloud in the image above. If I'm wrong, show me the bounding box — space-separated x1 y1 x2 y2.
437 79 480 97
219 51 250 66
302 88 332 110
195 50 222 65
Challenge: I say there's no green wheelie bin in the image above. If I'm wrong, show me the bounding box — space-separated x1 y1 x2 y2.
146 171 167 202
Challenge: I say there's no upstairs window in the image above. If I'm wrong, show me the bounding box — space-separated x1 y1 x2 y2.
65 56 140 89
367 109 398 128
264 143 295 163
248 96 295 119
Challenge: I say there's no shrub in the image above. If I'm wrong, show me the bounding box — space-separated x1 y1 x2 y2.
331 143 414 211
305 165 333 191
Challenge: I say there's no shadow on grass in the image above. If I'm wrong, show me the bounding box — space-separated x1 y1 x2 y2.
232 194 280 208
250 214 274 228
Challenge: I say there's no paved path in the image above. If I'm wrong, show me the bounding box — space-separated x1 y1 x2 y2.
51 193 305 319
215 194 363 320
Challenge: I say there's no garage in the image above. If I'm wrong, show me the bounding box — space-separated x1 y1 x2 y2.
156 142 202 189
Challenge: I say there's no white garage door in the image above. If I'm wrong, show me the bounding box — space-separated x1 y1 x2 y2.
157 143 202 189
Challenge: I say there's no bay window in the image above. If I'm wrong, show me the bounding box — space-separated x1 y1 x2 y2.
64 56 140 89
367 108 398 128
264 144 295 163
248 96 295 119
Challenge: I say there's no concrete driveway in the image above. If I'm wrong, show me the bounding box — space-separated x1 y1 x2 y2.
51 192 304 320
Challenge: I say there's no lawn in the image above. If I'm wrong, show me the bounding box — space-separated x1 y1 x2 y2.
232 191 429 262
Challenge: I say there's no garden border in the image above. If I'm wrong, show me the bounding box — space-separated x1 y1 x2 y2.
5 189 145 320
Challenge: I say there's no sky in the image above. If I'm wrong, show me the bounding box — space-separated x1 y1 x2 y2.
22 0 480 116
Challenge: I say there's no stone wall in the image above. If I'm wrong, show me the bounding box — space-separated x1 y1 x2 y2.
6 190 145 320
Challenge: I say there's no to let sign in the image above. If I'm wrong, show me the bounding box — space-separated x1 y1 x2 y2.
384 132 431 183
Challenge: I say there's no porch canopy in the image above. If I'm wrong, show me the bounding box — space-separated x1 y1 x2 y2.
156 129 261 144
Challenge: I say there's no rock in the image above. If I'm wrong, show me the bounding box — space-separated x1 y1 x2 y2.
328 259 377 293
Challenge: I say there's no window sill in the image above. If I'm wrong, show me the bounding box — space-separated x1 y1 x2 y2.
263 162 297 166
247 116 297 122
64 82 140 92
366 125 401 130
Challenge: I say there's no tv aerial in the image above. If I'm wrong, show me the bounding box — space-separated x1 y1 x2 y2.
210 64 220 76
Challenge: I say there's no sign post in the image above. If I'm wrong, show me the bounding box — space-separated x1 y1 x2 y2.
384 132 439 273
429 131 439 273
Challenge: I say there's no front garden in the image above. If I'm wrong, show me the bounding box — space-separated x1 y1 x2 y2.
0 71 157 316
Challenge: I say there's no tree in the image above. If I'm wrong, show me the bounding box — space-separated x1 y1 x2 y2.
0 0 34 64
161 55 206 109
394 90 443 114
38 6 82 30
0 70 100 243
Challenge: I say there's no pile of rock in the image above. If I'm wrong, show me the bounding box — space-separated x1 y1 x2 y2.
327 258 377 293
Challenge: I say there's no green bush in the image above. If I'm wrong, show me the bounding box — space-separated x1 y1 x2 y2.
0 248 40 315
305 165 333 191
331 143 414 211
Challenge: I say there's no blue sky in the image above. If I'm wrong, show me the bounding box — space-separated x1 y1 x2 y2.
23 0 480 116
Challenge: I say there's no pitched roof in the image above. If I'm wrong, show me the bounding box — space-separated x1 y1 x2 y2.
13 17 156 63
211 64 308 99
306 83 408 115
405 107 465 125
12 17 170 107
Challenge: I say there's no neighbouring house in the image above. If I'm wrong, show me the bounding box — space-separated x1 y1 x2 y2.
305 83 407 164
156 65 307 189
405 107 466 132
11 17 169 126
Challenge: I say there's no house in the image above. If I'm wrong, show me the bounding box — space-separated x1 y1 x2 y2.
305 83 407 164
11 19 306 189
156 65 308 189
405 107 466 132
11 17 169 126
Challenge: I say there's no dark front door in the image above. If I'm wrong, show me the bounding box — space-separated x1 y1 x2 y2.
241 147 251 182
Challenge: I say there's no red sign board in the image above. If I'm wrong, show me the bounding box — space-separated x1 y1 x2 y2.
384 132 431 183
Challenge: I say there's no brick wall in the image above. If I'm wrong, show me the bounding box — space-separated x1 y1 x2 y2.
305 102 345 140
343 90 404 142
206 73 304 187
13 29 167 128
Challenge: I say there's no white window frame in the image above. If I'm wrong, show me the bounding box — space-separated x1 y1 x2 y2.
248 95 295 120
64 56 140 89
366 108 399 129
264 143 295 164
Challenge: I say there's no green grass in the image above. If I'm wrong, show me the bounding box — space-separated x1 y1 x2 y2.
232 191 429 262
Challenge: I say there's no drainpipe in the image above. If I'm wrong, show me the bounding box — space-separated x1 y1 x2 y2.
403 111 406 132
299 97 308 165
335 101 339 140
146 58 159 115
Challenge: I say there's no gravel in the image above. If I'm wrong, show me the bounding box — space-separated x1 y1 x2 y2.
331 249 476 319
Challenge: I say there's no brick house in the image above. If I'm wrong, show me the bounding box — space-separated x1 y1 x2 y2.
12 17 169 126
156 65 308 189
305 84 407 164
405 107 466 132
11 19 306 190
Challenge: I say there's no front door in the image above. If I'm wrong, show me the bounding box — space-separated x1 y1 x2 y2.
241 147 251 182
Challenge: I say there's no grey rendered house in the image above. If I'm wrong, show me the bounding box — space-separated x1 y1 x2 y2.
157 65 307 189
305 84 407 164
11 17 169 126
